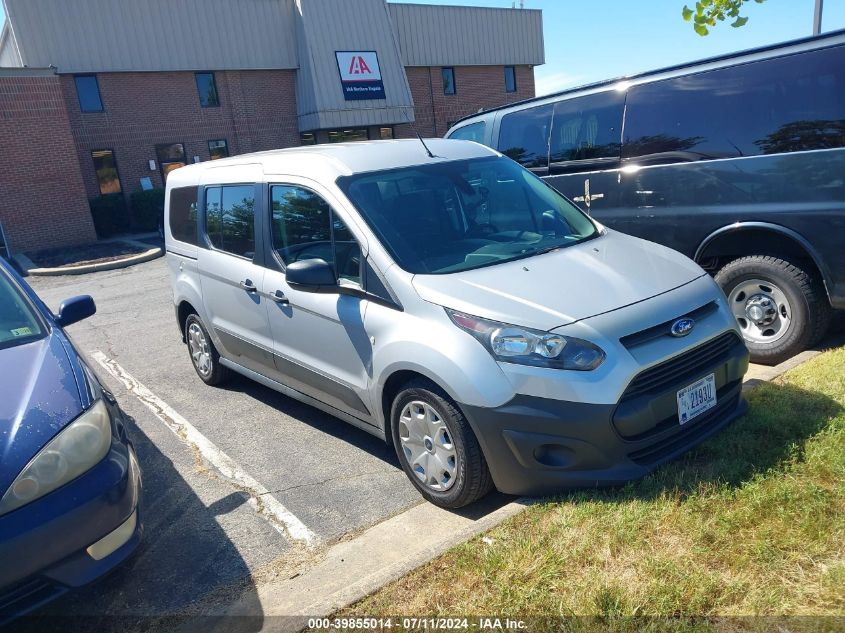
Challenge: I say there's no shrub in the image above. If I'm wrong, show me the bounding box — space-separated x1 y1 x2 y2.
130 189 165 232
89 194 130 238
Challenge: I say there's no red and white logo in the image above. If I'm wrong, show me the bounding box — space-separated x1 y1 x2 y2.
336 51 382 82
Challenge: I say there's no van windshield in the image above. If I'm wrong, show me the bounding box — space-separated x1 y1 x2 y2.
337 156 598 274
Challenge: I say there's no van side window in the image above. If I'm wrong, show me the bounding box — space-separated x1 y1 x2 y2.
204 185 255 258
623 45 845 163
271 185 361 286
448 121 486 144
497 103 553 170
169 186 198 245
549 91 624 164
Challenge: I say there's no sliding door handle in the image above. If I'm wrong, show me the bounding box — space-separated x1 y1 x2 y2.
239 279 257 292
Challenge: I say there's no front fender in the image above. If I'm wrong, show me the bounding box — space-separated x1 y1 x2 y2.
370 312 516 429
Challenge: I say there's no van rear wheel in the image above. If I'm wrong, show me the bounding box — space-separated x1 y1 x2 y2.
185 314 229 386
391 379 493 508
715 255 831 366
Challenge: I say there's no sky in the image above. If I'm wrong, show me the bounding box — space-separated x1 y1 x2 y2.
1 1 844 96
411 0 845 95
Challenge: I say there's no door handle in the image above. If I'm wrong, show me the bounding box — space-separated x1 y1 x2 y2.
239 279 257 292
269 290 289 305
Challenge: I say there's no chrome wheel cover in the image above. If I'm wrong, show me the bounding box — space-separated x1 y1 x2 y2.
398 400 458 492
187 322 213 377
728 278 793 344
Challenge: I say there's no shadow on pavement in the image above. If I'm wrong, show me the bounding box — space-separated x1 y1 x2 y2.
14 413 264 633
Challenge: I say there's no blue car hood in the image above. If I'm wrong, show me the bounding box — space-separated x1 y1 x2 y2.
0 331 84 496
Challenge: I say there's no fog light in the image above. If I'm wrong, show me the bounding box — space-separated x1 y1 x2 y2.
87 510 137 561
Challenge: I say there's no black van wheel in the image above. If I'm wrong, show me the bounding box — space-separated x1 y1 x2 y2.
715 255 831 365
185 314 229 386
391 379 493 509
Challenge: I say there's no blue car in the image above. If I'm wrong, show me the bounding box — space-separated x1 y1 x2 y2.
0 258 141 623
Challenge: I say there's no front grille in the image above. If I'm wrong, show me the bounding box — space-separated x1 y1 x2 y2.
621 332 741 402
628 393 740 466
0 577 64 623
620 301 718 349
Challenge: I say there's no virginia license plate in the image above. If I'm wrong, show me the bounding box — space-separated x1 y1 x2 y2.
676 373 716 425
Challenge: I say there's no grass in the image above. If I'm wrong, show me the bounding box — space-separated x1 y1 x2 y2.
340 347 845 627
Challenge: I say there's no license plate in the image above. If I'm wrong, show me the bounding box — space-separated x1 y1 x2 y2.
676 373 716 425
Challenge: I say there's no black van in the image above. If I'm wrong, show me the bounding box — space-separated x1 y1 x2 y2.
446 30 845 365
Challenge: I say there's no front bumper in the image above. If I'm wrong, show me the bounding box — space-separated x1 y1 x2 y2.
0 441 142 622
462 334 749 496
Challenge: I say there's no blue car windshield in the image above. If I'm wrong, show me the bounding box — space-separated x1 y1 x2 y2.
0 269 45 349
337 156 599 274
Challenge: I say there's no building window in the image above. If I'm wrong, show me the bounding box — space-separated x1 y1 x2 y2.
75 75 103 112
442 67 456 95
378 127 394 140
505 66 517 93
208 139 229 160
92 150 121 194
328 129 369 143
156 143 187 182
300 132 317 146
195 72 220 107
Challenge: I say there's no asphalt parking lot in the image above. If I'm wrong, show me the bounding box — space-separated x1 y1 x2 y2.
22 256 845 628
24 257 432 627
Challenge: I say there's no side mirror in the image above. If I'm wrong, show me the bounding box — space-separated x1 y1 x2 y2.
55 295 96 327
285 259 337 292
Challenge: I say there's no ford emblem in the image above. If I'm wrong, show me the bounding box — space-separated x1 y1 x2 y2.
671 318 695 337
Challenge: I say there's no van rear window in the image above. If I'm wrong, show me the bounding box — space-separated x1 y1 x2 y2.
169 186 198 245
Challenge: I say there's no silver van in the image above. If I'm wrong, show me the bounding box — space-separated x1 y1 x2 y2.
164 139 749 508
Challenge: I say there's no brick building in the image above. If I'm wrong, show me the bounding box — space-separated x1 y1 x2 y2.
0 0 543 253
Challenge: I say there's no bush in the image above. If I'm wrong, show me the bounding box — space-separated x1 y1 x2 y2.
89 194 130 238
130 189 165 232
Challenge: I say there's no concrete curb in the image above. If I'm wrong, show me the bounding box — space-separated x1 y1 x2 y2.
19 244 162 276
204 496 533 632
193 342 837 632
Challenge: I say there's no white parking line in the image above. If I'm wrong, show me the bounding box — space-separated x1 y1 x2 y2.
91 350 318 546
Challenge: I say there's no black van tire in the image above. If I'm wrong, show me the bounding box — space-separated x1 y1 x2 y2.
391 379 493 508
715 255 831 365
185 314 229 386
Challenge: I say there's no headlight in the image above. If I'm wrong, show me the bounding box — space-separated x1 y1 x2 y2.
446 309 606 371
0 400 112 516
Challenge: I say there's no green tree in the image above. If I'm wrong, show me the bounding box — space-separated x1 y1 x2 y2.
682 0 766 36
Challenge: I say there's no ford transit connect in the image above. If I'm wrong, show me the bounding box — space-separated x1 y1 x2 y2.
164 139 749 508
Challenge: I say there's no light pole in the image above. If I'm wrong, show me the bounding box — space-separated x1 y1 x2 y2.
813 0 823 35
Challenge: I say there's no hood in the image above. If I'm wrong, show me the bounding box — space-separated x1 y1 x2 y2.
412 230 705 331
0 331 84 496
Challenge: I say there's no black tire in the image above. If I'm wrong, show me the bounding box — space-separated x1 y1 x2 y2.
184 314 229 386
715 255 831 365
390 379 493 509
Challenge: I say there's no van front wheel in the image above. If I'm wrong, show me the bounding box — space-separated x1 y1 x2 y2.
391 379 493 508
715 255 831 365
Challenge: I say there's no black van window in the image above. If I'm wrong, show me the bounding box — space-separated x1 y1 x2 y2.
205 185 255 258
550 91 624 163
169 186 198 245
497 103 553 169
624 45 845 163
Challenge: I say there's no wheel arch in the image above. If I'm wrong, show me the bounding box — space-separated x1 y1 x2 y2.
694 222 833 303
176 300 199 342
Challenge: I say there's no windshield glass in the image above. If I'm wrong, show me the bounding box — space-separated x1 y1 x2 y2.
337 156 598 274
0 269 45 349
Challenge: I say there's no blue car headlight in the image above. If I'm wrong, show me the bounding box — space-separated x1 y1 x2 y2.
0 400 112 516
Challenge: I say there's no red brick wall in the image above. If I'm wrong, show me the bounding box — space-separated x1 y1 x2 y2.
0 75 96 253
399 65 535 138
62 70 299 198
